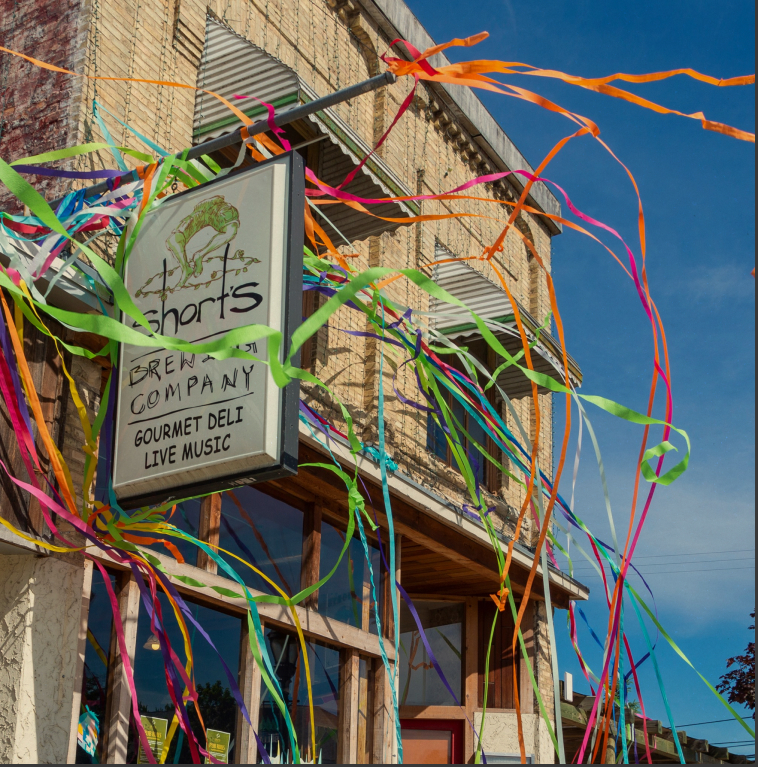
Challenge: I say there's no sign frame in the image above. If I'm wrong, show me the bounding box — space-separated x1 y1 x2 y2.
112 151 304 509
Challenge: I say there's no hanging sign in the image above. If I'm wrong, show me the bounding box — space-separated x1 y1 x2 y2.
113 154 304 508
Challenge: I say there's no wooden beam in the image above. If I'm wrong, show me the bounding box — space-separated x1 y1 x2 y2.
103 572 140 764
197 493 222 573
382 534 401 640
372 658 395 764
295 439 586 607
301 502 322 610
337 649 360 764
291 453 554 603
519 601 535 715
357 657 373 764
235 618 262 765
464 597 478 763
399 705 467 720
89 548 395 661
66 560 94 764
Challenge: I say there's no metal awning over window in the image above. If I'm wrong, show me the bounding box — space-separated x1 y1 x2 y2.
193 16 415 243
428 249 582 399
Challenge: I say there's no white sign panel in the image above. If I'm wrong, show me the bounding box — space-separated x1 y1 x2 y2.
113 155 303 508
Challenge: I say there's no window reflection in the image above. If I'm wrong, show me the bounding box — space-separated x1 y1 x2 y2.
127 592 242 764
319 520 382 634
399 600 464 706
142 498 202 566
76 569 115 764
217 487 304 597
257 628 340 764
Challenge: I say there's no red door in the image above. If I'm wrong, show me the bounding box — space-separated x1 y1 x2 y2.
400 719 464 764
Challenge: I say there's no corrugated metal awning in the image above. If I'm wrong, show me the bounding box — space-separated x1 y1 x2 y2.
428 246 582 399
304 101 414 244
194 17 301 142
193 16 414 243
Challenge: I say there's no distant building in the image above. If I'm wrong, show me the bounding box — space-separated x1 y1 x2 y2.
560 687 754 764
0 0 587 762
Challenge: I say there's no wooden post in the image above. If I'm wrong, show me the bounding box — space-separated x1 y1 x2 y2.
300 502 322 609
382 534 401 640
197 493 222 573
371 658 396 764
519 600 535 715
235 618 263 764
66 559 94 763
337 649 360 763
361 565 372 633
357 658 373 764
103 572 140 764
464 597 478 763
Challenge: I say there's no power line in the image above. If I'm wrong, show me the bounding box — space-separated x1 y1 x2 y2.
678 718 754 727
571 556 755 569
710 740 756 745
572 566 754 576
628 548 755 560
562 548 754 564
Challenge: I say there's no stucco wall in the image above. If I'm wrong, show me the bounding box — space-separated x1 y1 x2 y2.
474 710 555 764
0 554 85 764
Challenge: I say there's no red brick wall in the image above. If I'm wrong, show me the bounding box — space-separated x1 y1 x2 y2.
0 0 87 213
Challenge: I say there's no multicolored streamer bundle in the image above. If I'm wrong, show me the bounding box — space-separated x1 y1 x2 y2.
0 32 754 766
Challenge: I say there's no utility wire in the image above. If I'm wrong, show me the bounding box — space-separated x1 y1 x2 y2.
570 557 755 571
629 548 754 559
573 566 754 576
574 557 755 573
678 718 754 727
709 740 756 745
563 548 754 564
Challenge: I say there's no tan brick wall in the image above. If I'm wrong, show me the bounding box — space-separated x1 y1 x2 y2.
2 0 558 724
67 0 557 552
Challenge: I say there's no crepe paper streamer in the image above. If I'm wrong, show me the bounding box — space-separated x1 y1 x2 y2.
0 51 752 766
381 34 754 141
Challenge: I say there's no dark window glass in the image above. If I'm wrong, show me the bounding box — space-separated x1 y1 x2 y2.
467 413 488 486
318 519 382 634
216 486 304 597
127 593 242 764
478 601 519 709
257 629 340 764
76 568 116 764
399 600 463 706
426 389 497 491
426 403 448 462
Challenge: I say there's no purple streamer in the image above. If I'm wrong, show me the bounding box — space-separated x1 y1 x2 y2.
12 165 125 179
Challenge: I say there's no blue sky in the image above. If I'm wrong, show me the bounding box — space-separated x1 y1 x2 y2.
405 0 755 752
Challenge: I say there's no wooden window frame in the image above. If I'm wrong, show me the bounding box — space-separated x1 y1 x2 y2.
76 482 391 765
430 388 502 495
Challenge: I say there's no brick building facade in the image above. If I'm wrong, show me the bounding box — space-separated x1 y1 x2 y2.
0 0 587 762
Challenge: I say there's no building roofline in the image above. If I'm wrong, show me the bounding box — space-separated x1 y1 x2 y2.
360 0 562 233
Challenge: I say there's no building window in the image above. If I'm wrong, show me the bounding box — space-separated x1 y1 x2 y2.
258 629 340 764
318 518 382 634
216 486 304 597
127 596 243 763
478 601 522 709
300 286 328 372
76 569 116 764
398 600 464 706
426 387 502 494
